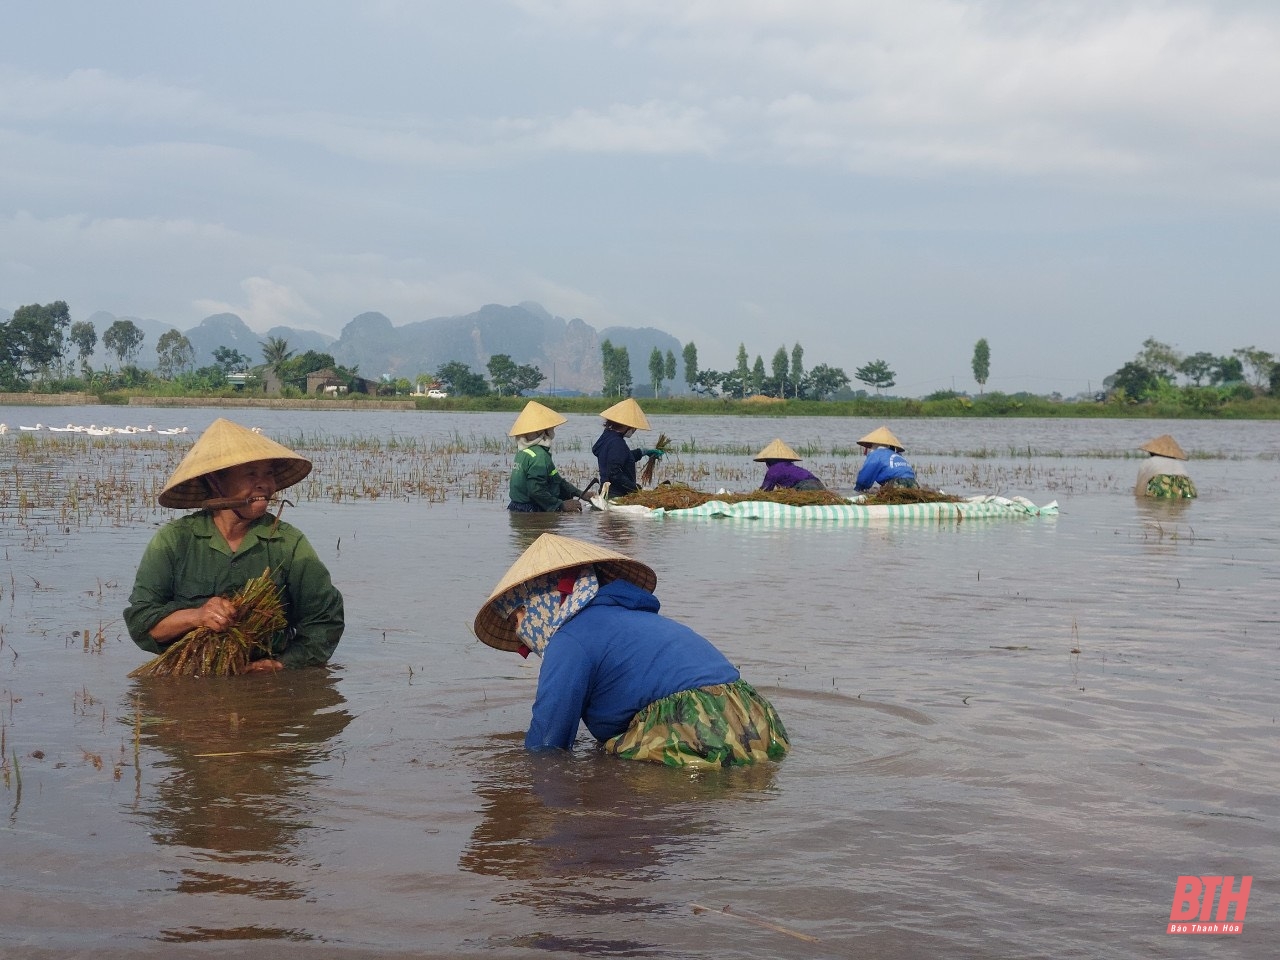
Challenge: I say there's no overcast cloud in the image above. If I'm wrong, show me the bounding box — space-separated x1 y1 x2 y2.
2 0 1277 394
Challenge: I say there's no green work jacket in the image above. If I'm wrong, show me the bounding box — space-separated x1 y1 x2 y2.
509 444 583 511
124 512 345 668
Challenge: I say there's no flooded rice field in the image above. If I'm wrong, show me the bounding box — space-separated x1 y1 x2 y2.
1 405 1276 959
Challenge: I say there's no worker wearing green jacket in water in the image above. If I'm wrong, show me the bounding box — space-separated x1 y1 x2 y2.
124 418 345 671
507 400 586 513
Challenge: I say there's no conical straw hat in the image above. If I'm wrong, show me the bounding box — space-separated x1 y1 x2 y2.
159 418 312 508
857 426 905 452
474 533 657 652
753 438 802 462
1139 434 1188 460
508 400 567 437
599 397 650 431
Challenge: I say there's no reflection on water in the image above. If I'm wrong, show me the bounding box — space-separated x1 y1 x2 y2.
460 740 779 924
505 510 569 551
505 508 641 556
124 671 351 942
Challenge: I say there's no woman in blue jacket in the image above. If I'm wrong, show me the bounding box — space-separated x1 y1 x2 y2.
474 533 789 769
854 425 917 492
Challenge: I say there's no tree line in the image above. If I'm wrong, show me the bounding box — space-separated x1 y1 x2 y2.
1103 337 1279 407
6 300 1275 407
0 301 555 398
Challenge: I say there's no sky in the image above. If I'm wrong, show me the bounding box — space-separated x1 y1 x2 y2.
2 0 1278 397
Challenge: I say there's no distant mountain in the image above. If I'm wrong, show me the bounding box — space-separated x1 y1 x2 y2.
50 302 686 393
75 311 335 370
328 302 688 395
264 325 335 357
182 313 262 367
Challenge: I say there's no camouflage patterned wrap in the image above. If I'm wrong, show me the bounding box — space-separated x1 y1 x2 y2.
1145 475 1198 499
604 679 790 769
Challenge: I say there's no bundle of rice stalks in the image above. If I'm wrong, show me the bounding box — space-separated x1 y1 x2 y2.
128 568 287 678
639 433 672 487
859 485 965 506
616 484 849 510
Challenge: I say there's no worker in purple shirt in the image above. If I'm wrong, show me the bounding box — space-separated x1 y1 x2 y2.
854 426 917 491
754 439 826 491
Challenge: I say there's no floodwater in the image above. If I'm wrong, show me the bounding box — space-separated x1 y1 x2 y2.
1 405 1276 959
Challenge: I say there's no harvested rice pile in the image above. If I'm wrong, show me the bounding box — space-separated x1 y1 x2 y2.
129 568 287 678
615 483 966 510
858 486 966 505
615 485 850 510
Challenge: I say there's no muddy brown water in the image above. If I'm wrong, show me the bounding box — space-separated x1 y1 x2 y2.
1 406 1276 959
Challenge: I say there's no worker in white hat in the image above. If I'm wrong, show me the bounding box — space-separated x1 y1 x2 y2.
1135 434 1197 498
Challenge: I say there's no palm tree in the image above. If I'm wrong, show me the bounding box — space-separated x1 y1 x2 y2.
260 336 294 373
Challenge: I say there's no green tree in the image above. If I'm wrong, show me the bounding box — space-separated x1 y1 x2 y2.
790 343 804 399
68 319 97 374
1105 362 1162 401
720 368 745 399
1233 345 1275 388
102 318 145 367
1210 355 1244 385
601 340 632 397
1137 337 1181 382
648 347 665 396
487 353 519 396
155 329 195 380
276 350 339 390
972 338 990 393
803 363 850 400
511 363 545 396
435 360 489 396
734 344 750 399
260 335 294 372
1 301 72 380
664 349 677 390
854 359 896 394
213 346 252 374
771 347 789 398
690 368 722 397
682 342 699 388
751 355 766 396
1178 351 1216 386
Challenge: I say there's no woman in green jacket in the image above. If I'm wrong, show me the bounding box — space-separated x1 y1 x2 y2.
124 418 345 672
507 401 586 513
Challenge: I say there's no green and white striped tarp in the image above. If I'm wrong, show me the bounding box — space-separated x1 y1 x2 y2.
591 495 1058 524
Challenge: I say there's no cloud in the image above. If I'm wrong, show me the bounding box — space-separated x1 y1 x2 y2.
505 1 1280 193
506 101 722 154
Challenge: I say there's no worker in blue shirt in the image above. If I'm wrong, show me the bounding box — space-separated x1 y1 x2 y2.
474 533 790 769
854 426 917 492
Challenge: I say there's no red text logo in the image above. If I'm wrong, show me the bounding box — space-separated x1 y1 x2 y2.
1167 875 1251 935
